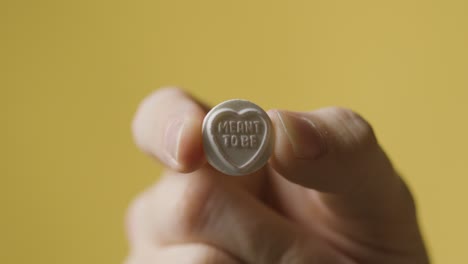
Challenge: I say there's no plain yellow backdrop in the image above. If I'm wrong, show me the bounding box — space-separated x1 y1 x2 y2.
2 0 467 263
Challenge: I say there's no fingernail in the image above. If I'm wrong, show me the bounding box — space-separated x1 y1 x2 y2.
276 111 324 159
163 118 185 167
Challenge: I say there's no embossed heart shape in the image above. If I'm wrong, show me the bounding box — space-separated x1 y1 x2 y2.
208 108 270 172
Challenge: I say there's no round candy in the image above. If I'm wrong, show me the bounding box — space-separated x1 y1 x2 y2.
202 99 274 176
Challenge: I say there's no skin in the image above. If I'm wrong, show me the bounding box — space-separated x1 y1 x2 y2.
125 87 430 264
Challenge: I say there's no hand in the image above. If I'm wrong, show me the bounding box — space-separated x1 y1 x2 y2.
125 88 430 264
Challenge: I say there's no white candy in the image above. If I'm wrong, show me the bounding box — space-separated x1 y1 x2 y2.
202 99 274 176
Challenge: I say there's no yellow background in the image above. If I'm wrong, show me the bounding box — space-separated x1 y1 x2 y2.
2 1 467 263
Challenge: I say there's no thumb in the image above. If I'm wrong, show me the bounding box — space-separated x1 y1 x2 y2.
268 107 396 193
268 107 420 233
268 106 429 262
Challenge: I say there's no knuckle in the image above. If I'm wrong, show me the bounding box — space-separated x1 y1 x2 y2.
277 236 338 264
125 190 153 242
277 235 312 264
191 246 227 264
124 172 224 245
152 244 241 264
398 176 418 215
127 189 149 218
171 172 220 238
123 255 134 264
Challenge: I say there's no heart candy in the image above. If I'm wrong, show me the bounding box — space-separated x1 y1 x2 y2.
202 99 274 176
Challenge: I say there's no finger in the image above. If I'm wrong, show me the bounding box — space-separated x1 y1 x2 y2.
126 166 328 264
267 107 422 240
131 87 268 194
268 107 396 193
125 244 242 264
132 87 207 172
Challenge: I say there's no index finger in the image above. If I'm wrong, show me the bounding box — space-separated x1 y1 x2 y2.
132 87 207 172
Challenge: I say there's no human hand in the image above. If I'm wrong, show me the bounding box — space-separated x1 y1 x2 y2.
125 88 430 264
